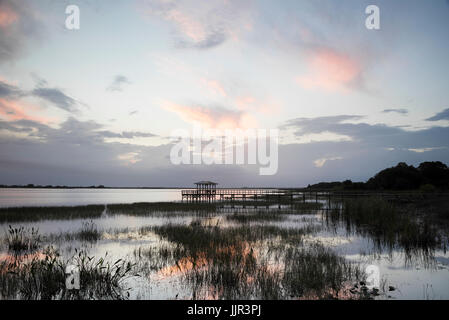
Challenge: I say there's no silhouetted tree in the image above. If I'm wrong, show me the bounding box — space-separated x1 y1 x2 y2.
366 162 423 190
418 161 449 188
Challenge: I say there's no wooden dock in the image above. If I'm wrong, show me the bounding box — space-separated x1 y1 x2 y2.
181 188 284 201
181 187 442 204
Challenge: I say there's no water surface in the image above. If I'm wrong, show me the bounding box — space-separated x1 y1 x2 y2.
0 188 181 208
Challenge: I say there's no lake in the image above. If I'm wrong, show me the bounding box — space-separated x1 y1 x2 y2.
0 188 183 208
0 191 448 300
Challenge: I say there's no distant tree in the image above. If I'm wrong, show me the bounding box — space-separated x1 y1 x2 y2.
418 161 449 188
420 183 437 193
366 162 423 190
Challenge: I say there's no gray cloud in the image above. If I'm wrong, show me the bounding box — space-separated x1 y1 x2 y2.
382 108 409 115
177 29 227 50
1 117 158 144
282 115 449 149
426 108 449 121
0 0 43 63
141 0 252 50
0 80 23 99
0 119 33 133
1 114 449 187
98 130 158 139
1 76 82 114
107 75 131 92
31 87 79 113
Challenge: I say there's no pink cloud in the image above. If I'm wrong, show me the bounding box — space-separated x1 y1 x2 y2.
235 96 281 115
163 101 257 129
165 8 206 43
140 0 254 48
297 48 361 91
0 3 18 28
0 98 52 124
201 78 227 97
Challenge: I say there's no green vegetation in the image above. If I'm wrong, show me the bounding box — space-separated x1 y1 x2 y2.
307 161 449 191
107 202 217 215
0 205 104 223
282 243 363 299
133 221 363 299
74 220 101 242
0 202 219 223
0 246 135 300
5 226 40 252
325 197 444 259
225 211 287 223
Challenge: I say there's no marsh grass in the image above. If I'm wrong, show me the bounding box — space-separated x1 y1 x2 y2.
0 246 135 300
282 243 364 299
133 243 186 275
39 220 102 244
107 202 218 216
291 202 324 211
0 205 104 223
225 211 287 223
0 200 323 224
138 221 362 299
220 200 323 211
5 226 40 252
76 220 101 242
325 197 444 260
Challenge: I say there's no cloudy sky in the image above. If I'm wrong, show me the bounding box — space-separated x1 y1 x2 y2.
1 0 449 187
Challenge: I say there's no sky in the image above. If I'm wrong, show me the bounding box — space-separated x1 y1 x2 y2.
1 0 449 187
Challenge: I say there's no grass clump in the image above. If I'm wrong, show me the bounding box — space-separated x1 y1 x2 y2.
107 202 217 216
0 205 104 223
0 246 135 300
225 211 286 223
282 243 363 299
326 197 444 258
5 226 40 252
75 220 101 242
143 221 360 299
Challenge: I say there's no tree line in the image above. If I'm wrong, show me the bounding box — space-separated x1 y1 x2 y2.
307 161 449 191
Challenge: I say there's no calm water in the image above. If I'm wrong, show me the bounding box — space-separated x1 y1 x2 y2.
0 188 182 207
1 190 448 300
1 210 448 300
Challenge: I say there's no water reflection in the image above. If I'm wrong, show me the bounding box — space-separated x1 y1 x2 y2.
0 200 449 299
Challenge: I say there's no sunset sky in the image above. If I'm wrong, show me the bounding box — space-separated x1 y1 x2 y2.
1 0 449 187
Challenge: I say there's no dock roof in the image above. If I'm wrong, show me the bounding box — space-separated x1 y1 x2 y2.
194 181 218 185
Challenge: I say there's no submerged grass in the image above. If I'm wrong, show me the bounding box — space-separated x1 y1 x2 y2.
107 202 218 215
0 202 220 223
0 200 323 224
282 243 363 299
325 197 445 260
75 220 101 242
225 211 287 223
137 220 362 299
221 200 323 211
0 246 135 300
41 220 103 243
5 226 40 253
0 205 104 223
